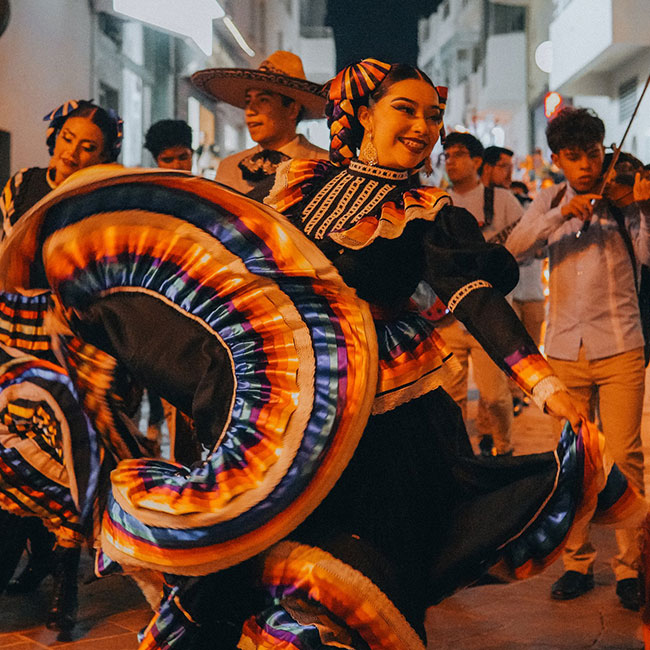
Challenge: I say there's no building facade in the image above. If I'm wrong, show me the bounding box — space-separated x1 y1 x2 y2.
0 0 334 186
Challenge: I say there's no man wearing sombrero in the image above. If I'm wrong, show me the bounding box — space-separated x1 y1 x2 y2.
192 50 328 194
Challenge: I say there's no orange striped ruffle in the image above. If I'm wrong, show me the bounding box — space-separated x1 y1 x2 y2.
256 541 425 650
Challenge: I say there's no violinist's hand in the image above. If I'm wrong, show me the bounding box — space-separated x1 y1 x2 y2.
544 390 587 432
561 193 601 222
633 171 650 206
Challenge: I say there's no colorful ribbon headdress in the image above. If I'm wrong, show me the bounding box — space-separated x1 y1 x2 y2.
43 99 124 160
325 59 448 167
326 59 392 167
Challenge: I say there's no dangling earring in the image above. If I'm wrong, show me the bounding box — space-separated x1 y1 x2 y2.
360 132 378 166
424 156 433 177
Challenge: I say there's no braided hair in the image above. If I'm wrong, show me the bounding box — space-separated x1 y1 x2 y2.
44 100 124 161
325 59 447 167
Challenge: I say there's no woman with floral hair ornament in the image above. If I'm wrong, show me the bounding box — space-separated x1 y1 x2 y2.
1 64 645 650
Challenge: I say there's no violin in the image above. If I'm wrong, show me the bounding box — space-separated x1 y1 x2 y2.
578 72 650 235
602 163 650 209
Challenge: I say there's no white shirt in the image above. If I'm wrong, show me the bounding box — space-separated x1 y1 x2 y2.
216 134 328 194
448 182 523 243
506 183 650 360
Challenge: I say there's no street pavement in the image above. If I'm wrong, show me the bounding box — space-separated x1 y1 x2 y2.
1 375 649 649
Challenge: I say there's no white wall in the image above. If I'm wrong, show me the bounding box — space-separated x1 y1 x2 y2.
0 0 93 172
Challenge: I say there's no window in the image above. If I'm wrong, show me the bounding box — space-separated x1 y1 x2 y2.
619 77 637 123
98 12 123 47
442 0 450 19
489 3 525 35
299 0 332 38
98 82 119 115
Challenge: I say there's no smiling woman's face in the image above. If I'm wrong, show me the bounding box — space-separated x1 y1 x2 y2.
358 78 442 170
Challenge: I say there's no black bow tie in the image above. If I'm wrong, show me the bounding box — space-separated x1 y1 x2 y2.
238 149 291 183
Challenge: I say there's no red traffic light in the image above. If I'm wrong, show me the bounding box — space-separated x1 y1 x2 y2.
544 91 563 119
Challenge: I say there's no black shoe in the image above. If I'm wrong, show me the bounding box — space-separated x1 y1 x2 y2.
616 577 641 611
478 435 496 457
46 547 80 638
551 571 594 600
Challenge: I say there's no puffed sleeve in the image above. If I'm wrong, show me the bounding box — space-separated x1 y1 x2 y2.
423 205 560 399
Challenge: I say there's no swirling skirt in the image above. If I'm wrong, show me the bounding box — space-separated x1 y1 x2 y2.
1 166 645 650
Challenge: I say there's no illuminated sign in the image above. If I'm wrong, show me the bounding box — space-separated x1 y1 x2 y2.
113 0 224 55
544 91 563 119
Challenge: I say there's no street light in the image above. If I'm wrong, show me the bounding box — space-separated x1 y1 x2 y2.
535 41 553 74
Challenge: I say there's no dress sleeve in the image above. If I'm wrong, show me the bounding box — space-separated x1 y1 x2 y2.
1 169 28 239
422 205 560 400
264 158 335 215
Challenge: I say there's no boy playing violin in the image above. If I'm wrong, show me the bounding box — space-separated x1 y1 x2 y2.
507 106 650 611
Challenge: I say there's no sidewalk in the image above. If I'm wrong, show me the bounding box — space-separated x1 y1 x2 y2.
1 377 649 648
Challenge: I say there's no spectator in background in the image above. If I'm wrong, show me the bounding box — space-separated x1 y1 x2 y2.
192 50 328 195
439 132 523 456
144 119 193 171
481 145 514 189
483 146 544 414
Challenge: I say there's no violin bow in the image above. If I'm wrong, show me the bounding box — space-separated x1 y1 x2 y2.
577 71 650 237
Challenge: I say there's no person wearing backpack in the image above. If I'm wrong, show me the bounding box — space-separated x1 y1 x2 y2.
440 132 523 457
507 107 650 612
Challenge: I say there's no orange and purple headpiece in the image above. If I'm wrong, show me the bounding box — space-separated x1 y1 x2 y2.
325 58 448 166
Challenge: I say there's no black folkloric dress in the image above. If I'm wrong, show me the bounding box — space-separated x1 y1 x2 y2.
0 163 643 650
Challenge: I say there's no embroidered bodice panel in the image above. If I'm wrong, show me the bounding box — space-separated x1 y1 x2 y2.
299 160 409 240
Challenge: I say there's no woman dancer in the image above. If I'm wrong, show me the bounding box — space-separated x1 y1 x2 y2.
0 63 644 649
0 100 123 636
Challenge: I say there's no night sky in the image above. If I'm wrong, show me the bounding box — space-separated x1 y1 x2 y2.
326 0 443 69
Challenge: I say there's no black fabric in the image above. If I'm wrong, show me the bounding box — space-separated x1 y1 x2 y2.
238 150 290 184
3 168 52 233
179 559 265 650
293 388 559 632
0 511 29 593
75 293 236 450
609 201 650 365
483 185 494 226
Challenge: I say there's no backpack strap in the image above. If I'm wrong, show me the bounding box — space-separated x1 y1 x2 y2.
549 183 567 210
483 185 494 227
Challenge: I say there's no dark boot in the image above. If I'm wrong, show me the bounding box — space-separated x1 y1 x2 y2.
0 511 29 594
46 546 80 640
6 518 55 594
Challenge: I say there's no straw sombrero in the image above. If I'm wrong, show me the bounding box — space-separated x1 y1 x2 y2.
191 50 327 120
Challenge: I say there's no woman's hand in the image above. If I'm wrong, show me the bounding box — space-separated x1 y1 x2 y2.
544 390 587 431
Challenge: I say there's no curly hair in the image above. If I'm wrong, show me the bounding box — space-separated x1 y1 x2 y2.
546 107 604 154
144 120 193 159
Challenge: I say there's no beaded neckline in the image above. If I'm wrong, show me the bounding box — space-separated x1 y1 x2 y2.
348 160 409 182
